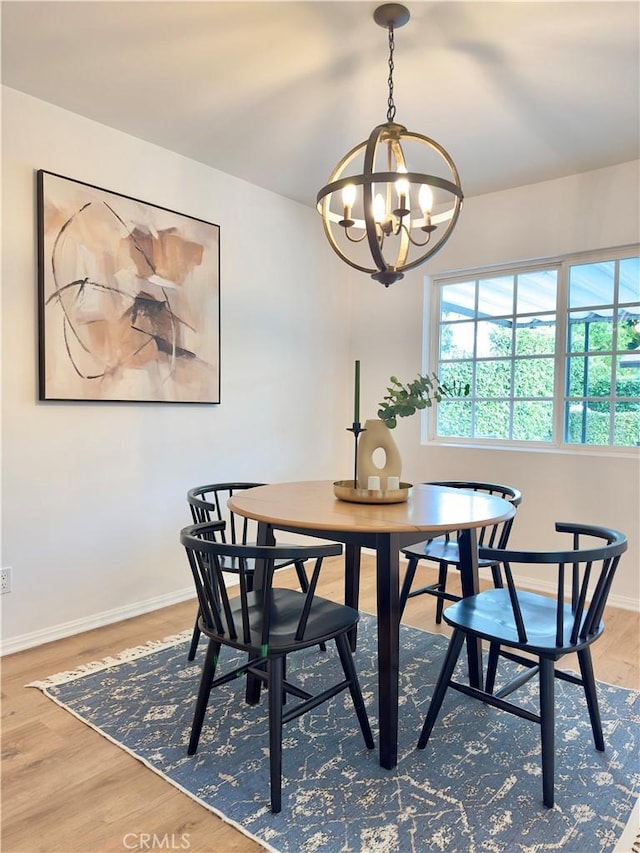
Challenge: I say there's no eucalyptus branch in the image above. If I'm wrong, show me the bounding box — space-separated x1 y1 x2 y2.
377 372 470 429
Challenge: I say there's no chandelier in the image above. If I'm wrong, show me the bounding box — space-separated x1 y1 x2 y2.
316 3 463 287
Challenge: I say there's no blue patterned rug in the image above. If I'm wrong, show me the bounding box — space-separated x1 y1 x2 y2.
29 615 639 853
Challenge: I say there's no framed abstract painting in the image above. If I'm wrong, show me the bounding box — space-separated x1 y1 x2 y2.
37 170 221 403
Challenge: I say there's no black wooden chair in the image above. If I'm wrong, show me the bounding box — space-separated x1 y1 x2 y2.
399 481 522 622
186 483 315 659
416 521 627 808
181 521 375 813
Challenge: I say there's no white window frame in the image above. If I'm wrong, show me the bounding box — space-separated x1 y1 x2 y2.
424 244 640 456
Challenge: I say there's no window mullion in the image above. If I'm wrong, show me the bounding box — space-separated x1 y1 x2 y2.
554 263 568 446
609 260 620 444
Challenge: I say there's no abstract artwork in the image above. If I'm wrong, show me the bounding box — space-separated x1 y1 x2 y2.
37 170 220 403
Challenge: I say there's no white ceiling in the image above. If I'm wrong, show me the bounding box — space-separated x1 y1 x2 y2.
2 1 639 208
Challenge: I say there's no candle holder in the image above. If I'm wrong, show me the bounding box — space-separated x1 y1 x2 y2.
346 421 366 487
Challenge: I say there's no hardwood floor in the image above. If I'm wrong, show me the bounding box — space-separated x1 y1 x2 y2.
2 556 638 853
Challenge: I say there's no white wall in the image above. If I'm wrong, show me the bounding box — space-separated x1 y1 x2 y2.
1 87 354 652
352 162 640 608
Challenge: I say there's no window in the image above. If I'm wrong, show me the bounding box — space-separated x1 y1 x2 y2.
432 248 640 449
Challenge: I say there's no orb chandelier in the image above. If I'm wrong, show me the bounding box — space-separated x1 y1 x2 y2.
316 3 463 287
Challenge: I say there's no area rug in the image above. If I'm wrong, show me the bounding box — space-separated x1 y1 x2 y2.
29 615 639 853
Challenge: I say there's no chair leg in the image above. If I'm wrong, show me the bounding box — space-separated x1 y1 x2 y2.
268 656 284 813
282 655 287 706
485 641 501 695
539 657 555 808
434 562 448 624
399 557 419 617
245 655 265 705
335 633 375 749
188 638 221 755
187 612 201 661
417 629 466 749
577 647 605 751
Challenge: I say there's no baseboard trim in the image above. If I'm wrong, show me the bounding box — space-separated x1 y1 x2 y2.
0 587 196 657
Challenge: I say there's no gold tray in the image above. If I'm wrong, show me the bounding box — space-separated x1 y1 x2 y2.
333 480 412 504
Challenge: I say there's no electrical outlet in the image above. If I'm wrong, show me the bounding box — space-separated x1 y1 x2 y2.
0 567 12 594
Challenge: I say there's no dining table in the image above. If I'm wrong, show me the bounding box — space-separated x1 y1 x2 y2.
228 479 516 770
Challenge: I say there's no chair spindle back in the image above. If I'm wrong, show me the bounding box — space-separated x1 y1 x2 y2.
187 483 262 545
426 481 522 550
181 522 342 653
479 522 627 647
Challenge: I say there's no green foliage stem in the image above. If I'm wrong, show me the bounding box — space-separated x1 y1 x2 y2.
377 372 470 429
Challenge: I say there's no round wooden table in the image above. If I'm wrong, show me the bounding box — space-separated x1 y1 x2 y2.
229 480 515 769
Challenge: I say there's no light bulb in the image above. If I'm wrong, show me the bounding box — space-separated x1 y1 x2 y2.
373 193 386 224
342 184 357 208
396 166 409 198
419 184 434 215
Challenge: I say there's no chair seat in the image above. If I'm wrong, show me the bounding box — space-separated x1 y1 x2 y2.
207 588 361 653
444 588 603 654
402 537 498 568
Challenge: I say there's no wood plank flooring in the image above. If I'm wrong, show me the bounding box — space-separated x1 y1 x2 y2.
2 556 638 853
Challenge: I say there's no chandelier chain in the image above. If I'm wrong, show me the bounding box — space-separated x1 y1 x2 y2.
386 25 396 123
